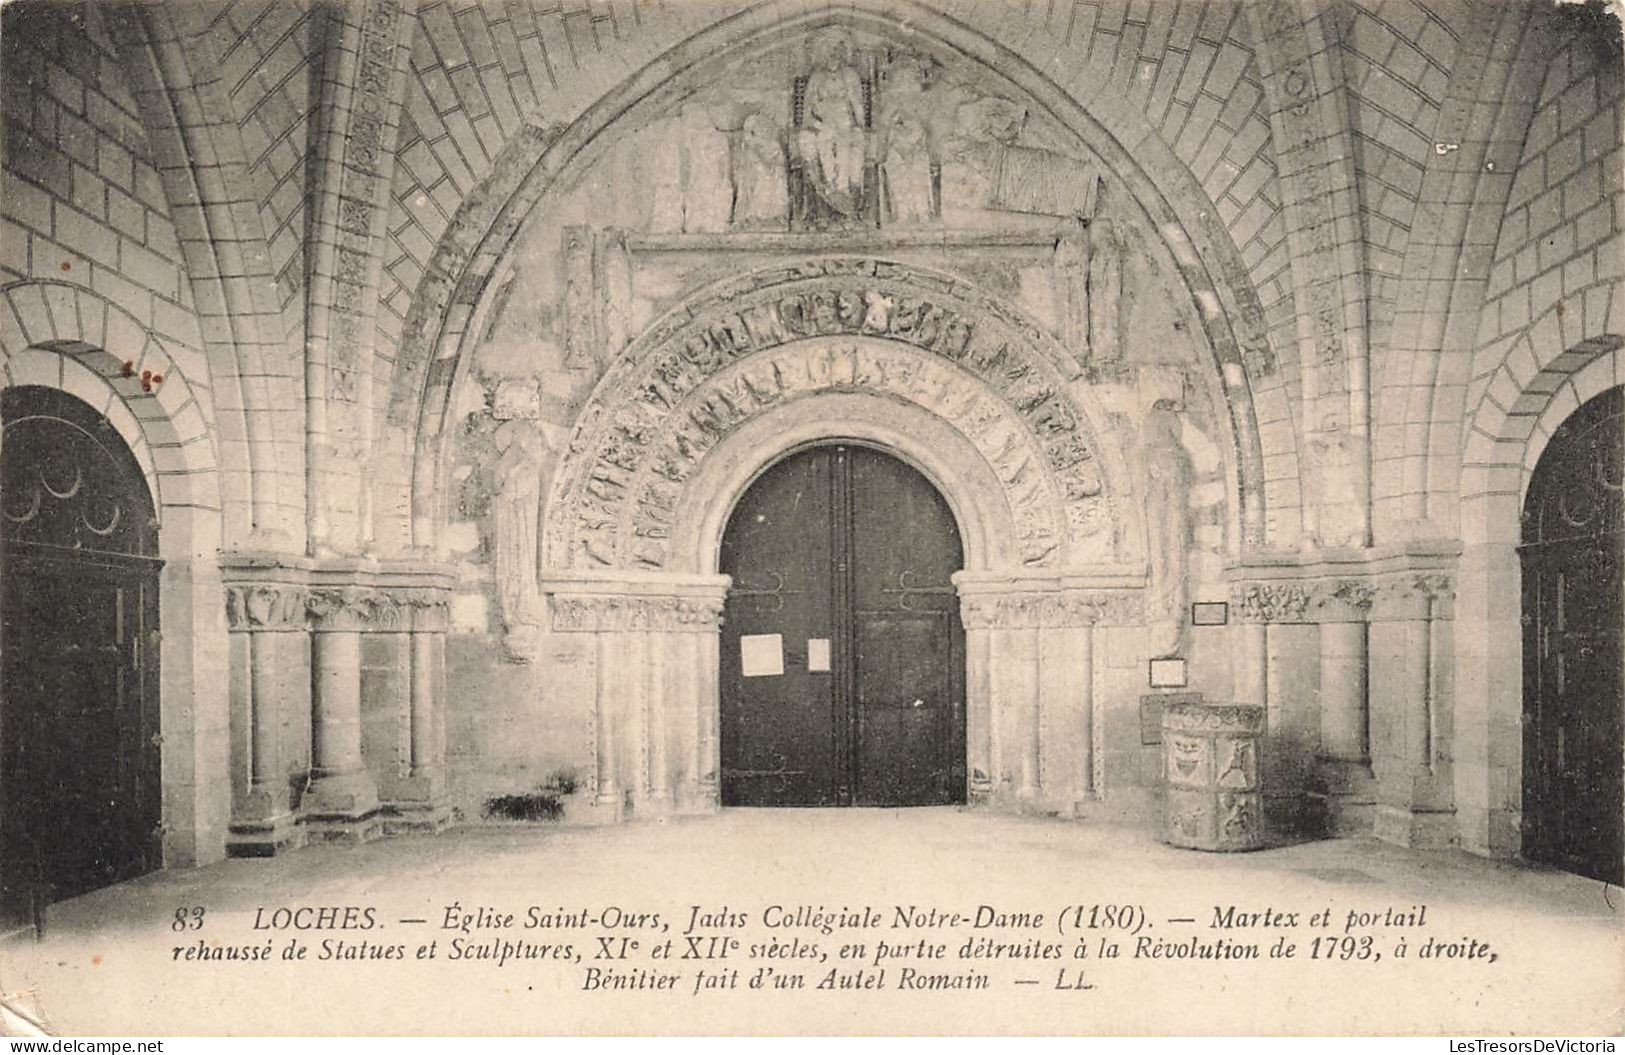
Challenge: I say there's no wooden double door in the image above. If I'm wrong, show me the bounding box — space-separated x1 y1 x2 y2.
1 386 163 919
1519 386 1622 885
720 445 966 807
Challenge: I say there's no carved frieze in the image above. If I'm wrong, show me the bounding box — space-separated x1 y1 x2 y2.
226 582 451 633
1161 702 1266 736
322 0 406 403
396 587 453 633
958 589 1141 629
307 587 391 633
225 584 310 632
1230 581 1311 623
549 594 726 633
1315 579 1377 622
1229 570 1457 624
1370 572 1457 622
547 259 1116 572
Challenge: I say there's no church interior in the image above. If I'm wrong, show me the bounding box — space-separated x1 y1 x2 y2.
0 0 1622 1030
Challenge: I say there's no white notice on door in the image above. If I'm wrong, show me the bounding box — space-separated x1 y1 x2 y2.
740 633 784 677
807 637 831 672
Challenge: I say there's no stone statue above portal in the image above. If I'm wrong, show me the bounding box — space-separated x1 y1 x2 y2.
490 416 548 662
734 112 789 228
882 110 933 224
791 34 874 228
1140 399 1192 660
627 32 1109 234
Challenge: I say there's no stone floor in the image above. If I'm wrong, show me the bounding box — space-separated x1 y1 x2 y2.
1 808 1620 1036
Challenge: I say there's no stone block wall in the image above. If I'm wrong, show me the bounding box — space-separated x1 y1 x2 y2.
0 0 1618 879
1 5 205 368
442 633 594 822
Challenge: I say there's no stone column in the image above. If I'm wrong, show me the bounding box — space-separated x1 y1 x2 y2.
544 573 728 822
1075 620 1095 806
1234 620 1268 712
1372 571 1458 849
303 586 383 842
224 582 307 856
963 620 994 802
958 580 1133 814
697 625 721 808
385 589 451 832
644 631 673 816
1319 621 1369 761
1314 580 1378 834
616 628 648 809
1017 626 1042 798
592 630 623 818
1231 579 1311 832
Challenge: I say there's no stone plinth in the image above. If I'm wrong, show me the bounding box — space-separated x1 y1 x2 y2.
1163 700 1266 852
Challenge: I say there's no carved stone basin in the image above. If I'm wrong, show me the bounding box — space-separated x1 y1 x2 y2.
1162 700 1266 852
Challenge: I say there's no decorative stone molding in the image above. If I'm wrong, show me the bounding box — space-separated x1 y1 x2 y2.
954 568 1144 628
1245 0 1371 548
1413 573 1455 601
549 595 726 633
306 586 453 633
396 587 452 633
1226 541 1460 624
1231 574 1457 624
1314 579 1378 623
544 259 1122 573
306 587 391 633
1161 701 1266 735
225 583 311 631
540 572 731 634
958 589 1141 629
1230 581 1311 623
220 555 456 634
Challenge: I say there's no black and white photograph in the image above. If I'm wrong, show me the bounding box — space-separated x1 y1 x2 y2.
0 0 1620 1037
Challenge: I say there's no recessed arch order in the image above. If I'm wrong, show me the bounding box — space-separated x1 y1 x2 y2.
386 0 1278 558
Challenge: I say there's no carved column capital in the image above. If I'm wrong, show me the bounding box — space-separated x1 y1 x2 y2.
1229 581 1311 623
1314 579 1378 622
959 587 1140 629
1367 572 1458 621
307 586 388 633
395 587 452 632
225 583 311 631
550 594 726 633
1413 573 1455 601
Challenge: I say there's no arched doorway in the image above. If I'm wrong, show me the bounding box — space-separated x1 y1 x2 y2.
720 443 966 807
1 386 163 916
1519 385 1622 884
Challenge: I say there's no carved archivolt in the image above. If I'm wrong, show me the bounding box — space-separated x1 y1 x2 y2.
544 259 1118 573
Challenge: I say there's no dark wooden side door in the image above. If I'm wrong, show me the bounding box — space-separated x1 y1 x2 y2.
720 444 965 807
1520 386 1622 885
1 386 162 920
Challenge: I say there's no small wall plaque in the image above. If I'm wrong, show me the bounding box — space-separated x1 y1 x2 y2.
1149 657 1188 688
1191 601 1228 626
807 638 831 673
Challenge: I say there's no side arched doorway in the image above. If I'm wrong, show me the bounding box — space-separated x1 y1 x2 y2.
1519 385 1623 884
1 386 163 915
720 443 966 807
